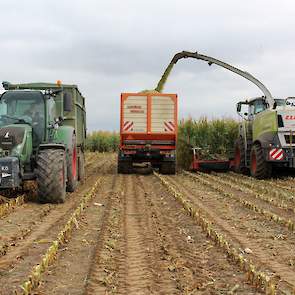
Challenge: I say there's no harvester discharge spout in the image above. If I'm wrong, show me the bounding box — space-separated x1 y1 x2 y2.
155 50 275 109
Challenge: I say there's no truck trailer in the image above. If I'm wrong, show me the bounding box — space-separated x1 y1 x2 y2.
118 92 177 174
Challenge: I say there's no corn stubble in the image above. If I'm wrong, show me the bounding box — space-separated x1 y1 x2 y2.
154 171 277 294
20 177 103 295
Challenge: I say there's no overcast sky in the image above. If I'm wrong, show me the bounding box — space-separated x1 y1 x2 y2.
1 0 295 131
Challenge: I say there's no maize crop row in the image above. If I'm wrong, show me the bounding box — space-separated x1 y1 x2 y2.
20 177 103 295
184 171 295 232
154 172 277 294
229 172 295 199
0 195 25 219
207 172 293 212
224 172 295 205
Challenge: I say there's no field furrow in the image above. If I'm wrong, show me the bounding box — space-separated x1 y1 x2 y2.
2 153 295 294
163 173 295 293
185 171 295 231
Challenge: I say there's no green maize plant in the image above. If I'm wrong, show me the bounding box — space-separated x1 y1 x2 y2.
86 131 119 153
177 117 239 169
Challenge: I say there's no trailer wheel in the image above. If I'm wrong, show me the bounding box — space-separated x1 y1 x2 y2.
78 152 85 183
67 135 78 192
117 160 133 174
250 143 272 179
234 138 246 173
36 149 66 203
159 162 176 175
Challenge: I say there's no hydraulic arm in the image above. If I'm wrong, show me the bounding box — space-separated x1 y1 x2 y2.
155 51 275 109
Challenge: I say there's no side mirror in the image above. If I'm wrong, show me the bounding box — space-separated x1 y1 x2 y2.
63 93 73 112
236 102 242 113
273 101 277 110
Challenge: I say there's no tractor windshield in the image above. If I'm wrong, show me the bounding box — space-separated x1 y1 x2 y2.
0 91 45 144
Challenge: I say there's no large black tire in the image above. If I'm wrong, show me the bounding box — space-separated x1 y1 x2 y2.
234 138 246 173
66 135 78 192
250 143 272 179
159 161 176 175
117 160 133 174
78 152 85 184
36 149 66 203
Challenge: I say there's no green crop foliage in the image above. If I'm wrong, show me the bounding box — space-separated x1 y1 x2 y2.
86 131 119 152
177 117 239 169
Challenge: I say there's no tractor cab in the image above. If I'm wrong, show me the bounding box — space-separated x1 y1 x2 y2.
0 90 46 147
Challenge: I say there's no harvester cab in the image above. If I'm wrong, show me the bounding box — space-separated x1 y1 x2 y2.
0 81 86 202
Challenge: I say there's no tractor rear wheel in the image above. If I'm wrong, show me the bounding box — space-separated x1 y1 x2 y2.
78 152 85 183
159 161 176 175
67 135 78 192
250 144 272 179
234 138 246 173
36 149 66 203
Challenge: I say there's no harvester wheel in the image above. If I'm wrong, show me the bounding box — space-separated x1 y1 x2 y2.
234 138 246 173
67 135 78 192
250 143 272 179
159 162 176 175
36 149 66 203
78 152 85 183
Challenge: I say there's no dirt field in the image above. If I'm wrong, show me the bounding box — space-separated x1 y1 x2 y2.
1 153 295 294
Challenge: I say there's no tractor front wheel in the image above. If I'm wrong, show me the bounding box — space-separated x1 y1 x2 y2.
250 144 272 179
36 149 66 203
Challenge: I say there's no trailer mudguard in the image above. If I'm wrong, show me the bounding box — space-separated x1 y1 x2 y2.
53 125 75 151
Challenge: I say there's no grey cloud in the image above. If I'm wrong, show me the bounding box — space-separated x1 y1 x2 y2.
1 0 295 131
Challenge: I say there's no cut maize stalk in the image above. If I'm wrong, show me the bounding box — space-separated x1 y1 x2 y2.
154 171 277 294
20 177 103 295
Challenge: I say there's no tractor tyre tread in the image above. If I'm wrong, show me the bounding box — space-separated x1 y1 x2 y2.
36 149 66 203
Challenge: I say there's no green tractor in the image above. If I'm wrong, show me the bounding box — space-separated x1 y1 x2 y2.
0 81 86 202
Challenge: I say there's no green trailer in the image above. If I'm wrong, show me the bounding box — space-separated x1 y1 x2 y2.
0 81 86 202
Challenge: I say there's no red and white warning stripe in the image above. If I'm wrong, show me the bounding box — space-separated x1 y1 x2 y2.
164 121 175 132
269 148 284 160
123 121 134 132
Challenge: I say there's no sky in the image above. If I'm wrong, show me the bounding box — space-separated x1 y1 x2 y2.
0 0 295 131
